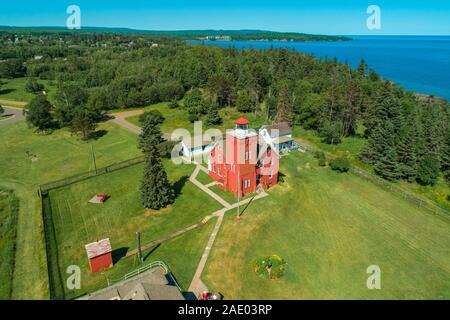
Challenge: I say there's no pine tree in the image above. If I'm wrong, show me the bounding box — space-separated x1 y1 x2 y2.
26 94 54 131
273 81 293 125
360 121 395 164
417 154 440 186
205 103 222 126
374 147 401 181
140 116 174 209
396 119 419 182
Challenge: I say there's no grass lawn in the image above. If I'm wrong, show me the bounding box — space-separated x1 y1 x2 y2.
44 160 222 299
293 126 450 211
125 103 268 135
209 184 254 205
0 77 57 103
0 120 142 299
203 152 450 299
196 169 215 185
0 189 19 299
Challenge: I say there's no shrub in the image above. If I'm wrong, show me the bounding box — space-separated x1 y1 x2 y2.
314 151 327 167
330 157 350 173
169 100 179 109
188 113 199 123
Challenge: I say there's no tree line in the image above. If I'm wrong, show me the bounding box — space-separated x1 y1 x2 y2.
0 31 448 187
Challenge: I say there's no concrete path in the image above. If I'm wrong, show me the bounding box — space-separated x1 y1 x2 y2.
0 106 25 126
190 166 232 208
188 209 225 297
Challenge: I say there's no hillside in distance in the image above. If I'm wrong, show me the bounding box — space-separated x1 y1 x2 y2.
0 26 351 42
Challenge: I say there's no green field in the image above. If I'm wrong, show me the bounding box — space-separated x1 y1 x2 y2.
0 189 19 299
294 127 450 211
125 103 268 135
0 120 142 299
0 77 57 103
203 152 450 299
43 160 222 299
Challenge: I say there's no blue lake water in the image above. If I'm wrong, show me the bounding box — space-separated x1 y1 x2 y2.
190 36 450 101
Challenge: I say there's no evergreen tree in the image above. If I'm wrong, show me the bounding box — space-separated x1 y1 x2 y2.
374 147 401 181
140 116 174 209
205 103 222 126
360 121 395 164
236 90 253 113
396 119 419 182
417 154 440 186
358 59 367 76
273 81 293 125
26 94 54 131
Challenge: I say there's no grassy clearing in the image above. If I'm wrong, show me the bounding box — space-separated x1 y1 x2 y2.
0 77 57 103
293 127 450 211
125 103 268 135
0 120 142 299
0 189 19 299
196 169 215 185
203 152 450 299
44 160 222 299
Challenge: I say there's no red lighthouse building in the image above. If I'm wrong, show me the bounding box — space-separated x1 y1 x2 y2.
208 116 279 197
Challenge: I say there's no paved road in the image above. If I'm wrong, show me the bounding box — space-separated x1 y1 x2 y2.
0 106 25 126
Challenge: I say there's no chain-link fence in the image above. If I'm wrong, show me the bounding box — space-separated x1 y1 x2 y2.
38 155 145 299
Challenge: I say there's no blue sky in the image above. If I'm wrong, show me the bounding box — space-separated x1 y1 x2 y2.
0 0 449 35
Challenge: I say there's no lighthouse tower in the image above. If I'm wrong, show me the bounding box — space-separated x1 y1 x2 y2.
208 115 279 197
224 116 258 196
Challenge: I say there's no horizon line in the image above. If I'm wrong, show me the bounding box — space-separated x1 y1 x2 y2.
1 25 449 37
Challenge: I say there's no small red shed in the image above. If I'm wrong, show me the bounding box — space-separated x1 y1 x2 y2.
85 238 113 273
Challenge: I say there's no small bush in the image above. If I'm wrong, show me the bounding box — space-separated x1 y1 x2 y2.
169 100 179 109
330 157 350 173
188 113 199 123
314 151 327 167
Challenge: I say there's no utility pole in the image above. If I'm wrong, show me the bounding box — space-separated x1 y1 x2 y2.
91 144 97 174
136 231 143 264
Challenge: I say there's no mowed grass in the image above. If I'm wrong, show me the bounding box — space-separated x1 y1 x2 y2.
126 103 268 135
0 189 19 299
203 152 450 299
0 77 57 103
45 160 222 299
0 120 142 299
293 126 450 211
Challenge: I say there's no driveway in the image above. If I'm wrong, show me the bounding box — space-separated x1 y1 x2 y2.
0 106 25 126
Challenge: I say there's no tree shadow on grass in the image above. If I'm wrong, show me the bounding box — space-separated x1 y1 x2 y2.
112 247 129 264
0 88 15 95
89 129 108 140
173 175 189 199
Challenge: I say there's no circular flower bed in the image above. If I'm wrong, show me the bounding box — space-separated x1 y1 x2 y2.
254 255 287 280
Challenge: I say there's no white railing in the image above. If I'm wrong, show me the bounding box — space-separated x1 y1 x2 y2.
107 260 171 286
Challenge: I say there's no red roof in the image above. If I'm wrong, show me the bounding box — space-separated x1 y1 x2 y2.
235 116 249 125
85 238 112 259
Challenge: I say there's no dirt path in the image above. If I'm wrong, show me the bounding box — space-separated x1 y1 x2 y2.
108 110 144 135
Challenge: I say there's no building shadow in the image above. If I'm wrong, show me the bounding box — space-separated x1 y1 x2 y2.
112 247 129 264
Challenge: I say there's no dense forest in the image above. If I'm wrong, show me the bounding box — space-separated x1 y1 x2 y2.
0 30 448 187
0 27 350 42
